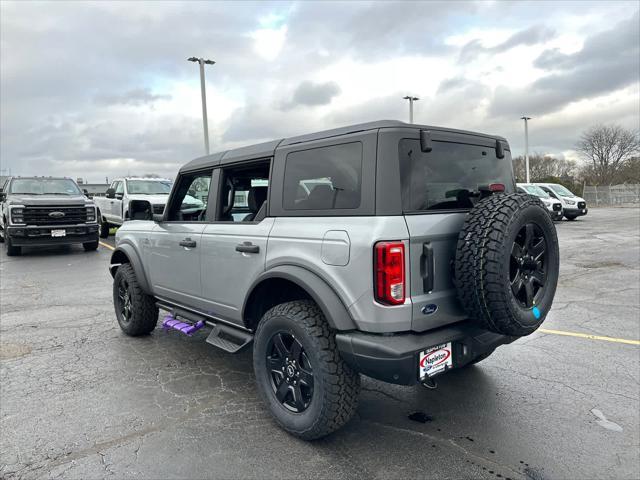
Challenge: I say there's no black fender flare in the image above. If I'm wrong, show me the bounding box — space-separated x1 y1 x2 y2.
243 265 357 331
109 242 152 294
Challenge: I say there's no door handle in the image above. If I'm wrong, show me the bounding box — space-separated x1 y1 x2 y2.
179 238 197 248
235 242 259 254
420 242 434 293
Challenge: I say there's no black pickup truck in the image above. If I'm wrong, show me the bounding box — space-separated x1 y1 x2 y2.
0 176 99 256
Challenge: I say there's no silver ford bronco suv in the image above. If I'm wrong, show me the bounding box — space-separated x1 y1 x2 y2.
109 120 559 440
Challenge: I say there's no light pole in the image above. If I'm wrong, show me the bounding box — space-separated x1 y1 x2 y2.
521 116 531 183
188 56 216 155
403 96 419 123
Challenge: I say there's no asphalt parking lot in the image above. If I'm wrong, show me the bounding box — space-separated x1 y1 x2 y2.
1 207 639 480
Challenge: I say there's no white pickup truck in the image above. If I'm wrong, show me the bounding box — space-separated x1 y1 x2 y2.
94 177 205 238
94 178 172 238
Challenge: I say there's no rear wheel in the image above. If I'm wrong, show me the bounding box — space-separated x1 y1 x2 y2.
113 264 158 336
253 300 360 440
455 193 559 336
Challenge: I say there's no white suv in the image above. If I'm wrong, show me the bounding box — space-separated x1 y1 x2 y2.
517 183 563 221
534 183 588 221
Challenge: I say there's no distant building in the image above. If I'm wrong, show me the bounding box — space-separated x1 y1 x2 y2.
81 183 109 197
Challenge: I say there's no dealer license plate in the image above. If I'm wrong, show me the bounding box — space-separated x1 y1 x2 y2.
419 342 453 378
51 229 66 237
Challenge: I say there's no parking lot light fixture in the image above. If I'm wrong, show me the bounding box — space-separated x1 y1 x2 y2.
403 96 419 123
188 56 216 155
521 116 532 183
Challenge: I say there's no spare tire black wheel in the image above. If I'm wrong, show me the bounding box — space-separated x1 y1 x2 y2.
454 192 559 337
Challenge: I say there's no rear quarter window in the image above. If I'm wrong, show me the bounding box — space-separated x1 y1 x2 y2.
283 142 362 210
399 139 514 212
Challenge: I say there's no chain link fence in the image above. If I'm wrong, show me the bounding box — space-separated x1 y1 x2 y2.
582 184 640 206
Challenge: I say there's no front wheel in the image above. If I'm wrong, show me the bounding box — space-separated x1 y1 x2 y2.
113 264 158 336
5 237 21 256
253 300 360 440
99 213 110 238
83 240 99 251
565 215 578 221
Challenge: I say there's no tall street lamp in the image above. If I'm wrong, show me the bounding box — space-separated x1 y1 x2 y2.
403 96 419 123
188 57 216 155
521 116 531 183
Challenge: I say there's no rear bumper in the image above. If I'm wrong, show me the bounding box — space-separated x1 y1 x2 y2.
6 224 99 246
336 321 516 385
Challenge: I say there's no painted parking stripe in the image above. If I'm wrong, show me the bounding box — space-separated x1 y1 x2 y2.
538 328 640 346
99 241 115 251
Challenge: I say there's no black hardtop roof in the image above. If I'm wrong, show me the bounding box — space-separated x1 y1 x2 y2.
180 120 508 172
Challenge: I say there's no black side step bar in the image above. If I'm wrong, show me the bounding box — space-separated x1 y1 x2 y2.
155 301 254 353
206 324 253 353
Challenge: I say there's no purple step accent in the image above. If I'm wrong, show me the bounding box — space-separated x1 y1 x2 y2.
162 314 205 336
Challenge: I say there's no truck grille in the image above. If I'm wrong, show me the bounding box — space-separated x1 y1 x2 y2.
578 201 586 209
553 203 562 211
23 206 87 225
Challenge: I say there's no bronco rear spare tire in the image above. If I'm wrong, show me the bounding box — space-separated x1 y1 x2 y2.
454 193 559 336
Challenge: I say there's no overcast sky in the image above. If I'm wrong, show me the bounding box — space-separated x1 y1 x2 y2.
1 0 638 182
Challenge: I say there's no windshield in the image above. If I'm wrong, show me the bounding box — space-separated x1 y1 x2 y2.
521 185 550 198
548 184 575 197
9 178 81 195
399 139 514 211
126 180 172 195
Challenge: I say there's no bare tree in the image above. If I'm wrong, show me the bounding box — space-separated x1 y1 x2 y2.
576 125 640 185
512 153 576 183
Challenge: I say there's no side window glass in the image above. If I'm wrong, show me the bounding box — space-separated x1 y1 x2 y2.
283 142 362 210
115 182 124 195
218 161 270 222
167 172 211 221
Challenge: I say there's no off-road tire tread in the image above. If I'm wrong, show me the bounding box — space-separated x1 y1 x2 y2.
114 263 158 336
454 192 553 336
255 300 360 440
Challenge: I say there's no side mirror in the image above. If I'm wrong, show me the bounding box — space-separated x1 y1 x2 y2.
0 192 5 202
106 188 116 199
129 200 153 221
153 214 164 223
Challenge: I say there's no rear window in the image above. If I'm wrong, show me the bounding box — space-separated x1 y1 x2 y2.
283 142 362 210
399 139 513 212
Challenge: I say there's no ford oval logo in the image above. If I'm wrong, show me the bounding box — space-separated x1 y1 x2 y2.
421 304 438 315
49 211 65 218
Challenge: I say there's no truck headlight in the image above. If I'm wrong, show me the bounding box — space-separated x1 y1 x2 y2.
10 208 25 224
86 206 96 222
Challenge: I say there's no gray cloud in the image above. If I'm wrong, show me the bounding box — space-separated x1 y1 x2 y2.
281 81 341 110
489 12 639 118
459 25 556 63
95 88 172 106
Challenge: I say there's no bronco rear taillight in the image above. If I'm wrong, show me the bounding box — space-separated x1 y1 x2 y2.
374 241 405 305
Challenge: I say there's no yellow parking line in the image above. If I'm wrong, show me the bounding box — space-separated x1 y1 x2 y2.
538 328 640 346
99 241 115 251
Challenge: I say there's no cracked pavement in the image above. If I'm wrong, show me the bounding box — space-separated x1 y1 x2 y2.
1 208 639 479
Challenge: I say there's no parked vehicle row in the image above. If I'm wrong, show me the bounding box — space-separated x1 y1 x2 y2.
108 120 561 440
517 182 588 221
0 176 99 256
